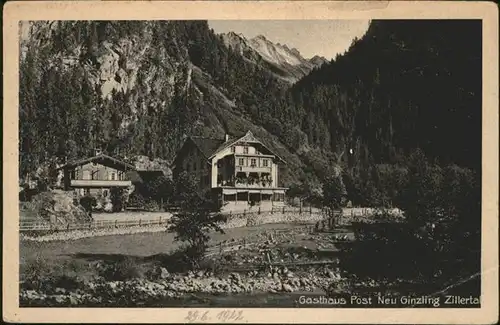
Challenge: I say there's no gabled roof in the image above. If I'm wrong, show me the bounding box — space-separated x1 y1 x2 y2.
190 136 225 159
127 169 166 183
170 136 224 168
57 153 136 171
171 131 287 167
209 131 286 164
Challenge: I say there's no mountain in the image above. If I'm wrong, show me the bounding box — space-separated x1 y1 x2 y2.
19 21 312 186
309 55 329 67
19 20 481 192
220 32 326 83
285 20 482 172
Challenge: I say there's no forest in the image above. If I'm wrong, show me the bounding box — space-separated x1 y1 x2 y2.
20 19 482 207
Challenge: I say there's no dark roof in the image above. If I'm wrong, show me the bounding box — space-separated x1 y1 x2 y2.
212 135 239 155
57 153 136 171
171 131 287 167
190 137 225 159
127 170 166 183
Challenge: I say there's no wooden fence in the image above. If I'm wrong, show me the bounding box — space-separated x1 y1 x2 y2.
19 217 171 232
19 207 374 232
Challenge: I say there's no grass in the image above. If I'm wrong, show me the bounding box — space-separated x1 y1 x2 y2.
20 221 332 304
20 223 315 268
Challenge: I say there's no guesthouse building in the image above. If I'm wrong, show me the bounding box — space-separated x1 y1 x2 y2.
171 131 288 212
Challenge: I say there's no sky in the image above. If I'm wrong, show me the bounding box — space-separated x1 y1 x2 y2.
208 20 370 60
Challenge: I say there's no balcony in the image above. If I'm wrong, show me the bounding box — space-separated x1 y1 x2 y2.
70 179 132 188
234 165 272 173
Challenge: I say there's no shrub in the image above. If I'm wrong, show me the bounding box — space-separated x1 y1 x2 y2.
143 200 160 212
128 192 146 209
80 195 96 217
98 258 145 281
337 155 481 292
110 188 127 212
21 256 50 291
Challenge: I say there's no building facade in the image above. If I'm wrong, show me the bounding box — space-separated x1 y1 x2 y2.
172 131 288 211
57 153 136 198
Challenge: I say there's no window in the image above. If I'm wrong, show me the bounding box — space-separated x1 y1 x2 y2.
250 159 256 167
91 170 98 180
263 159 268 167
243 146 249 154
231 146 235 153
75 170 80 180
111 172 116 180
238 158 245 166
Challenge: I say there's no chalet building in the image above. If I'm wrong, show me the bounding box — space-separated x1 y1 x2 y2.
171 131 288 211
57 152 136 198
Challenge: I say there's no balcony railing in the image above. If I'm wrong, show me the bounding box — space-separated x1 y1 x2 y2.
235 165 272 173
219 179 274 188
70 179 132 187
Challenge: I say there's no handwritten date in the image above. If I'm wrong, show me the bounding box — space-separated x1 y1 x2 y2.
185 310 245 323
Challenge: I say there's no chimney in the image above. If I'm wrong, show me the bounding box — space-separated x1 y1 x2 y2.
225 134 229 142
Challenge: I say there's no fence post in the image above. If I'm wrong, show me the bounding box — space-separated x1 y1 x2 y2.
219 242 222 255
258 207 261 215
115 219 118 228
282 206 285 214
243 238 246 248
139 219 142 226
310 206 312 215
243 209 246 217
159 216 162 225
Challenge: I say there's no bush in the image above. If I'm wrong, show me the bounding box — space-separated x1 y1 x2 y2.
338 154 481 291
80 195 96 216
128 192 146 209
110 188 127 212
21 258 88 292
143 200 160 212
21 256 50 291
98 258 146 281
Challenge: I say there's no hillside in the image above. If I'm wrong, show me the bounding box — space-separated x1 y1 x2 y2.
19 21 313 186
19 20 481 191
287 20 482 172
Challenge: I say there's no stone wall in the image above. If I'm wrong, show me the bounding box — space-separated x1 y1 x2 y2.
222 212 323 229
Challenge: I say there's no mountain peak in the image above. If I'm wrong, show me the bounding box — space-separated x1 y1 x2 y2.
226 31 244 39
309 55 329 66
220 31 327 83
